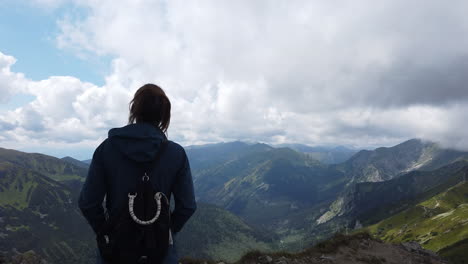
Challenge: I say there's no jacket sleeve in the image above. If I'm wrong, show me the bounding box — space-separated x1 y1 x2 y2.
171 149 197 234
78 143 107 234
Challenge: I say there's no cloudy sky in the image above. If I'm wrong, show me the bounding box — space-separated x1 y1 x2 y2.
1 0 468 159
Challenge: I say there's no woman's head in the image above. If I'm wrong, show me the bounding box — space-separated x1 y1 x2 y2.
128 83 171 133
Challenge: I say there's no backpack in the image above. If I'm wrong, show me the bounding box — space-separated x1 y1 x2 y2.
97 140 172 264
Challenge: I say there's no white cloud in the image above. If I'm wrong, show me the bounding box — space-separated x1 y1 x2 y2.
0 54 130 154
2 0 468 156
0 52 28 103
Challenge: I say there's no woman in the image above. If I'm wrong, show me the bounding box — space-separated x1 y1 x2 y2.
79 84 197 264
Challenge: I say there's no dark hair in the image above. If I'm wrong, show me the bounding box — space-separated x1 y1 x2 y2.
128 83 171 134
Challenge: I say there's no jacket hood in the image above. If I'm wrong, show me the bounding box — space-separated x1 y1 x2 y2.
108 122 166 162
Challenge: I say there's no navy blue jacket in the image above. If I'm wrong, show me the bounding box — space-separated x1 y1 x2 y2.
79 122 196 235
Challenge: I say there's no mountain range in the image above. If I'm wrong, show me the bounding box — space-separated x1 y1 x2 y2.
1 139 468 263
187 139 468 261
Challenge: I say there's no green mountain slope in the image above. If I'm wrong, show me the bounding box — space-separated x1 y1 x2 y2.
194 147 347 229
352 161 467 223
178 203 275 262
367 181 468 263
317 161 468 225
0 162 71 209
0 161 95 264
0 147 87 182
318 139 468 225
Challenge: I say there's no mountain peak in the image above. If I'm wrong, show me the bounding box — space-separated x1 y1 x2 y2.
61 156 90 169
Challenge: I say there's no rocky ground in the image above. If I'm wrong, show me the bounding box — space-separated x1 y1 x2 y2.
181 233 449 264
0 233 450 264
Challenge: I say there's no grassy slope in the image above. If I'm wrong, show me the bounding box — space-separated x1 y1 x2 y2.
0 161 95 264
367 181 468 261
195 148 345 224
0 147 87 182
177 203 275 262
0 162 71 209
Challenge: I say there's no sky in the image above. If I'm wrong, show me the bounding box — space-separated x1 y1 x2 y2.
1 0 468 160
